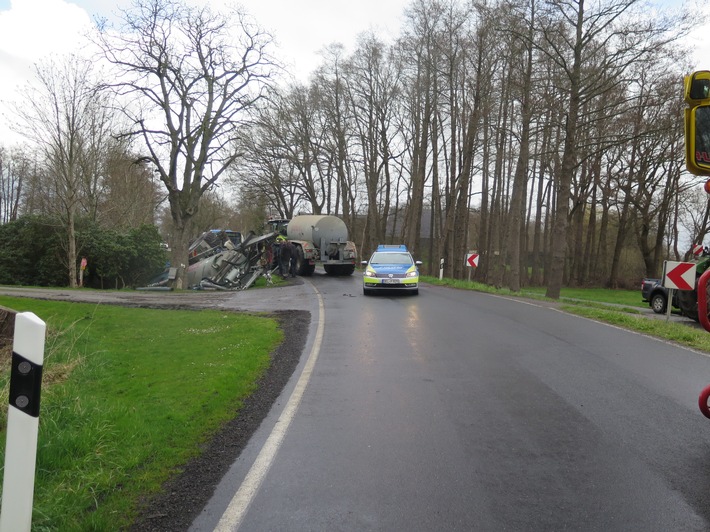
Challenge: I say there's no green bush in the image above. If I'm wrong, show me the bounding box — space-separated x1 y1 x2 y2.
78 221 167 289
0 215 66 286
0 216 167 288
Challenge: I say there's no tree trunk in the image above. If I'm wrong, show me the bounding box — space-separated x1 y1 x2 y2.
505 14 534 292
67 207 78 288
545 0 584 300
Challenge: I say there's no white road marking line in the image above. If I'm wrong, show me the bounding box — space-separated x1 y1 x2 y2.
214 282 325 531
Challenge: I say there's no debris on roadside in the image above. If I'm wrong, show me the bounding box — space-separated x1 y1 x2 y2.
143 230 279 291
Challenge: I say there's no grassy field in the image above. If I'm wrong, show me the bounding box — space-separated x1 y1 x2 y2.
518 285 645 307
1 279 709 530
0 296 280 530
421 276 710 352
421 275 644 306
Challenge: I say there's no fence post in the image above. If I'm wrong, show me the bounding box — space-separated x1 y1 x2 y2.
1 312 46 532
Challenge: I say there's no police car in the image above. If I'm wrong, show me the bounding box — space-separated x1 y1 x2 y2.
362 245 421 296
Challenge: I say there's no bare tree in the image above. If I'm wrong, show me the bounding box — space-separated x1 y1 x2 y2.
400 0 441 256
11 55 112 287
345 33 402 254
220 0 691 290
498 0 536 292
0 147 30 224
96 0 276 288
534 0 683 298
98 143 165 230
271 84 327 214
312 44 360 229
232 103 309 218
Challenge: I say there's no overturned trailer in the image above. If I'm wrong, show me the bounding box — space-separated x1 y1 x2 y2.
144 229 279 291
188 229 243 263
185 230 278 290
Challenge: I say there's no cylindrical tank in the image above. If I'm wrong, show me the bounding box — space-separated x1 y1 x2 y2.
286 215 349 248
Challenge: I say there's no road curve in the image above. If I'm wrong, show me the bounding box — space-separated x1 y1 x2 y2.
192 273 710 531
3 278 710 531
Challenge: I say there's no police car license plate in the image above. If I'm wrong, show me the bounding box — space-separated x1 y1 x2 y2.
383 279 400 284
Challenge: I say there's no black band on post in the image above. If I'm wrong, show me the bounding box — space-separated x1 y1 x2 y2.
8 351 43 418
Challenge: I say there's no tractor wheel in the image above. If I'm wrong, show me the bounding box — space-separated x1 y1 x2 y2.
295 247 311 276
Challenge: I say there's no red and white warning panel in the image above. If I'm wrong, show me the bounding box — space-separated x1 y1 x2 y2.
466 253 479 268
663 261 696 291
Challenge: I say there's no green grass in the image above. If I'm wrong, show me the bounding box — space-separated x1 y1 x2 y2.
519 285 645 307
0 296 280 531
421 275 710 353
562 305 710 352
421 275 644 307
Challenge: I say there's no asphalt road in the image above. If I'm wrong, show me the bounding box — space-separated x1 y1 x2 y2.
183 273 710 531
3 277 710 531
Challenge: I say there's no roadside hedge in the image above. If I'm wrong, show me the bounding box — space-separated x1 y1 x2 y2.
0 215 166 288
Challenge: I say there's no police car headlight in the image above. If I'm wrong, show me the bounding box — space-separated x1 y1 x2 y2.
406 271 418 278
366 268 376 276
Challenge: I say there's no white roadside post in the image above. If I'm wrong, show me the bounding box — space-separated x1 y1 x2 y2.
666 288 675 321
1 312 46 532
439 258 444 280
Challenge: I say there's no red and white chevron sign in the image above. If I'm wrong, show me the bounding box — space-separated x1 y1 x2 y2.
466 253 479 268
663 261 696 291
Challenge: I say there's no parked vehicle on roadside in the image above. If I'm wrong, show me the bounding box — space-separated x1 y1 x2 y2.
641 278 679 314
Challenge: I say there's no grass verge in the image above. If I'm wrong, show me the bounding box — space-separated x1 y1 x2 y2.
421 276 710 353
421 276 643 307
0 296 280 530
561 305 710 352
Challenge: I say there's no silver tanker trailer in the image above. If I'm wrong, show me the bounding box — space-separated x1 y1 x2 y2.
268 215 357 276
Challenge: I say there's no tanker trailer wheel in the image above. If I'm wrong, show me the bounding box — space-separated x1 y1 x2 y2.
294 247 307 276
699 385 710 419
295 247 315 276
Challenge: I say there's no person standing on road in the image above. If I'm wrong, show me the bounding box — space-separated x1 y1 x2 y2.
273 235 284 273
280 240 296 278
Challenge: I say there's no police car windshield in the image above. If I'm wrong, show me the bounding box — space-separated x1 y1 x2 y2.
370 252 412 265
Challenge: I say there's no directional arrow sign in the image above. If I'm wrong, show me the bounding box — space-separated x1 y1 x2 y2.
466 253 479 268
663 261 696 291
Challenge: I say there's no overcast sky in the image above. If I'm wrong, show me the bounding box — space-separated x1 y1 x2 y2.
0 0 410 145
0 0 708 146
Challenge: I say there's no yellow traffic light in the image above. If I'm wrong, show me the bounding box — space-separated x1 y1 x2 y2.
685 71 710 106
685 104 710 175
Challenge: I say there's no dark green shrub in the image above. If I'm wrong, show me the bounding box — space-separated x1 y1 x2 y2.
77 222 167 289
0 215 66 286
0 216 167 288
